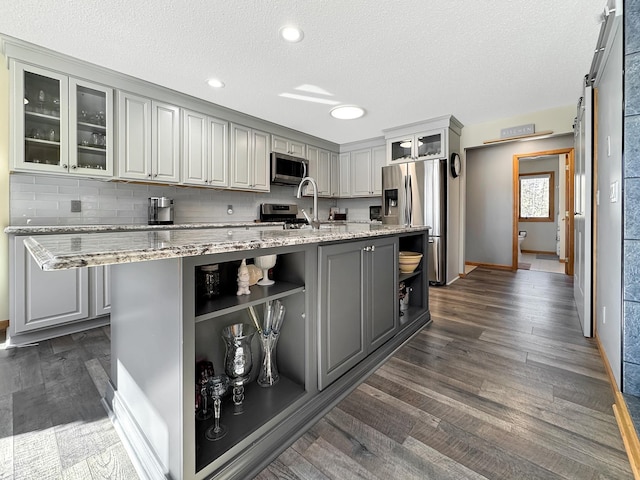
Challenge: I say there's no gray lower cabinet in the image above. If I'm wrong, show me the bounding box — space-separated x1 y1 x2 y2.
10 235 110 341
318 237 398 390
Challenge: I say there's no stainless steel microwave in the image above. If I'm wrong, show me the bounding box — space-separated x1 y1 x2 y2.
270 152 308 185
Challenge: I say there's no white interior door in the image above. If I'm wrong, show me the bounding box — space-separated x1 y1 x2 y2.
574 87 593 337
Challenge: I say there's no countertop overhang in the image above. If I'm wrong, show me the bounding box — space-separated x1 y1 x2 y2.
4 222 284 235
22 224 429 271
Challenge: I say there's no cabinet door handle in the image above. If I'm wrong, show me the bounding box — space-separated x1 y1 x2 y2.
153 174 158 178
71 165 77 170
363 246 370 252
370 245 375 252
62 164 68 169
148 173 152 178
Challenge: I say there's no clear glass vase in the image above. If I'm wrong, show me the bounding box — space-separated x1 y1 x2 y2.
257 332 280 387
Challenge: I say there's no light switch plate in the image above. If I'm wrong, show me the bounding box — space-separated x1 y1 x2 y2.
610 181 618 203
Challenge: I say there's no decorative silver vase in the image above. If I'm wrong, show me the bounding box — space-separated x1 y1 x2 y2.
222 323 256 409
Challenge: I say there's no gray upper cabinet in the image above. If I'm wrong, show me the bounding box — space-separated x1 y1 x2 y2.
330 152 340 197
272 134 306 157
384 116 463 164
348 145 385 197
69 78 114 176
11 61 114 177
117 91 151 180
230 123 270 192
307 145 331 197
387 128 446 163
339 153 351 197
318 236 398 389
350 148 372 196
117 92 180 183
371 145 385 195
151 100 180 183
182 109 228 187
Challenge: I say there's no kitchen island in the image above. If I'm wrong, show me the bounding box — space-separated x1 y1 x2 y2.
22 224 431 480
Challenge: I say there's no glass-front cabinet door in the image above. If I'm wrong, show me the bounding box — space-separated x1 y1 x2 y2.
17 64 69 172
12 62 113 176
416 129 445 161
390 137 413 162
69 79 113 176
388 128 447 163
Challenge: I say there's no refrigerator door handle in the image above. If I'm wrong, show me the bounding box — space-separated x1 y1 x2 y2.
407 175 413 226
404 175 409 225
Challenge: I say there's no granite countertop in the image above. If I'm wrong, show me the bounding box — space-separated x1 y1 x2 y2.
4 222 284 235
23 223 429 271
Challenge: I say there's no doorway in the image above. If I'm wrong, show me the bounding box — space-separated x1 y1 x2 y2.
512 148 575 274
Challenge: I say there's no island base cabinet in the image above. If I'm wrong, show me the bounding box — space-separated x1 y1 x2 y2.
108 249 315 480
318 237 398 390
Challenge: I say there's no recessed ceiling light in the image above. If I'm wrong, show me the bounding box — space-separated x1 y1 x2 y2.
280 25 304 43
330 105 366 120
207 78 225 88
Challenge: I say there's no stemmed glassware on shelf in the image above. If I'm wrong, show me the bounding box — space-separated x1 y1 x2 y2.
248 300 286 388
204 374 230 441
254 255 277 286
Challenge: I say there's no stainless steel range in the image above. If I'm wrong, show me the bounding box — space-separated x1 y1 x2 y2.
259 203 308 229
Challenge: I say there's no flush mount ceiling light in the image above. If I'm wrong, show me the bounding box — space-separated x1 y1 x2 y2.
279 25 304 43
330 105 366 120
207 78 225 88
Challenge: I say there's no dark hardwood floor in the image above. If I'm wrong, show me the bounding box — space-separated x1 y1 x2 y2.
257 267 632 480
0 267 631 479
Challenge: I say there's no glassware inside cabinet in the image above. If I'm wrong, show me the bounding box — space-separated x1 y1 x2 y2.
416 132 442 158
75 85 107 171
23 71 62 166
390 137 413 162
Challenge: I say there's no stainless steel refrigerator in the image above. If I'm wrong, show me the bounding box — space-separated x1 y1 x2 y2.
382 159 447 285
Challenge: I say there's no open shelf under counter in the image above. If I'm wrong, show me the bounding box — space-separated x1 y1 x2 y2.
195 281 305 320
399 269 422 283
195 375 306 473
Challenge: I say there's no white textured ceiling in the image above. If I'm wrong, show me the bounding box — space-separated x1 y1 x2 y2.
0 0 606 144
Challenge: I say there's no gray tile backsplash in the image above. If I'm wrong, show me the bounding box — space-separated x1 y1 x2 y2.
8 173 374 226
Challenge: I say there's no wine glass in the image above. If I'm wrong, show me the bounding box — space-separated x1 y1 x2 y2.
255 255 277 286
204 374 230 441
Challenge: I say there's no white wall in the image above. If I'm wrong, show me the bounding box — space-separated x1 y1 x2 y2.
596 19 623 388
518 156 560 253
465 135 573 267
